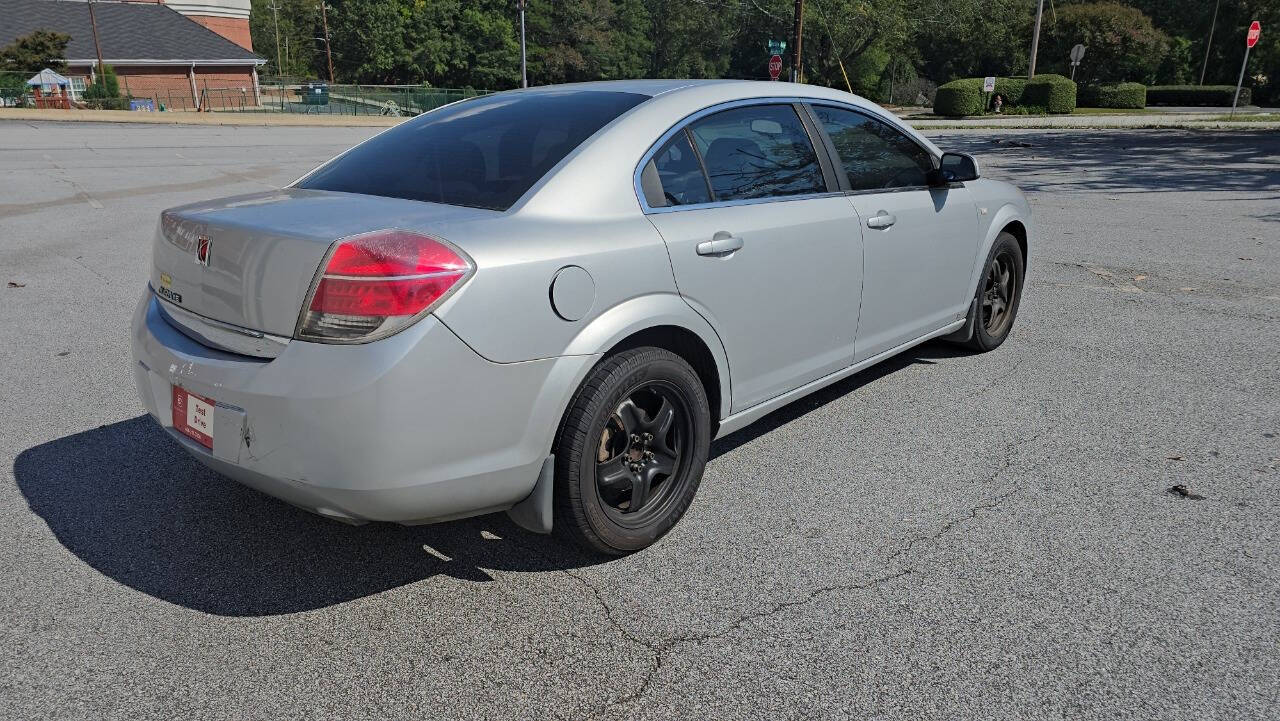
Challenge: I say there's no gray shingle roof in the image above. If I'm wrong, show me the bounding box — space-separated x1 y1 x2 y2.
0 0 262 63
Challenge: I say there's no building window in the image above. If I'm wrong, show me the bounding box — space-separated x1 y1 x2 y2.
69 77 86 101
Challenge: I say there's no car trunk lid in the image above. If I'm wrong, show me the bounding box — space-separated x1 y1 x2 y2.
151 189 497 338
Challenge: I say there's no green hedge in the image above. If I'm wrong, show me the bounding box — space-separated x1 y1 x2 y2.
1147 85 1249 106
1024 74 1076 113
934 78 984 116
1078 82 1147 109
934 74 1075 116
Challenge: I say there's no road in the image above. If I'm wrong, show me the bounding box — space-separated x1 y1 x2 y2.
1 122 1278 720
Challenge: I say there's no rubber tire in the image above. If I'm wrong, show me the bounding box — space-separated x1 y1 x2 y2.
964 231 1025 352
553 347 711 555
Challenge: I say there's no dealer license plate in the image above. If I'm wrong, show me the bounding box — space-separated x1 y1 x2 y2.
171 385 215 450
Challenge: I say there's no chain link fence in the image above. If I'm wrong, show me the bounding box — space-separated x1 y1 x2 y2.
1 69 493 116
251 78 492 116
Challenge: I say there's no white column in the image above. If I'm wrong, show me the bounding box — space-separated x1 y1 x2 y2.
188 63 200 110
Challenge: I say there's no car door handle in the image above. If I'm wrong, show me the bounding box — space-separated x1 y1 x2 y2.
696 232 744 256
866 212 897 229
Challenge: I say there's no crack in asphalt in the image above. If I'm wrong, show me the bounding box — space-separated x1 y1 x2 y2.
569 428 1047 719
973 356 1026 399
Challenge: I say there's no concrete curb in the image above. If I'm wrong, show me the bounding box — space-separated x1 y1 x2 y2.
0 109 405 127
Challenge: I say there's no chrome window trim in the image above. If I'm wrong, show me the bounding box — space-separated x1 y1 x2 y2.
634 96 845 215
643 190 849 214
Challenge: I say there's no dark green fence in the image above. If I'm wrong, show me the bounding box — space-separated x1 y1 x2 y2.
249 80 493 116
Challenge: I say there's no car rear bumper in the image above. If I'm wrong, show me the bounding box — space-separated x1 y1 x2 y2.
130 292 592 524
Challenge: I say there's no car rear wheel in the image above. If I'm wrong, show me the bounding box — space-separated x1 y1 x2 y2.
553 347 711 555
963 232 1024 352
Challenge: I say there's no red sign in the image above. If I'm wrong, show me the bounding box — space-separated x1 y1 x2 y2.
768 54 783 81
1246 21 1261 48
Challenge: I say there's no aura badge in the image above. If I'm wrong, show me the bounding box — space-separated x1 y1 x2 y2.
196 236 211 266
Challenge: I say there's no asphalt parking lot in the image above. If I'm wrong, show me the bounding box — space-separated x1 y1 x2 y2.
2 120 1277 720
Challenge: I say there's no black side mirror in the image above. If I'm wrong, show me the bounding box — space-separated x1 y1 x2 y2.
935 152 980 184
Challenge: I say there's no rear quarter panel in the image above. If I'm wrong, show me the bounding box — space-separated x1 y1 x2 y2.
432 214 682 362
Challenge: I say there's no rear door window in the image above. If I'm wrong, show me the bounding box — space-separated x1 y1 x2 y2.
686 104 826 201
298 90 648 211
810 105 935 191
651 131 712 206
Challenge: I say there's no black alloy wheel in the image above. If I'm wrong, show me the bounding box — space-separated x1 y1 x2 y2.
554 347 711 555
594 382 693 526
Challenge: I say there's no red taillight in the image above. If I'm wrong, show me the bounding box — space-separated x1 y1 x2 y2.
296 229 472 343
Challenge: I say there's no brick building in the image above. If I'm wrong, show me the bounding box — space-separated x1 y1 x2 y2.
1 0 265 109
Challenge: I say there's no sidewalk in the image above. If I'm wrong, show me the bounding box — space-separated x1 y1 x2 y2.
0 108 404 127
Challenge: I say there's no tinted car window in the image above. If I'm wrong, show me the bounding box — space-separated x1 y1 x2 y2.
299 90 648 211
652 131 712 206
687 105 825 201
812 105 934 191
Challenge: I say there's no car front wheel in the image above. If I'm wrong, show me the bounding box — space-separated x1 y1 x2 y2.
964 231 1025 352
553 347 711 555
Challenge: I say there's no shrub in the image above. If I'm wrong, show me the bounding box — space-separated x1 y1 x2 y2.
83 64 120 100
1024 74 1076 113
934 78 983 116
1078 82 1146 109
1147 85 1250 106
933 74 1075 116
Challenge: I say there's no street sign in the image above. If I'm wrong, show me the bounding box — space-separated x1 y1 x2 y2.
1232 21 1262 116
983 76 996 92
1069 44 1086 80
769 55 783 81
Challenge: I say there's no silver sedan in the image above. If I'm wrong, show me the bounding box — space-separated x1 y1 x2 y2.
130 80 1032 554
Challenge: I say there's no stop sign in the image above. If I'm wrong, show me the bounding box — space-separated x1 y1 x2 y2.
768 55 783 80
1246 21 1261 48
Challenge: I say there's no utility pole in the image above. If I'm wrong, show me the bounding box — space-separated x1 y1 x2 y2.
1199 0 1220 85
85 0 106 83
518 0 528 88
268 1 283 76
1028 0 1044 78
791 0 804 83
319 1 335 84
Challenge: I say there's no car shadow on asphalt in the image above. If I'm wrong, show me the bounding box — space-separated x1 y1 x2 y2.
710 340 966 459
14 341 965 617
13 415 605 616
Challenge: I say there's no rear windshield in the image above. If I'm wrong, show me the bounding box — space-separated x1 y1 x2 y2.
297 90 649 211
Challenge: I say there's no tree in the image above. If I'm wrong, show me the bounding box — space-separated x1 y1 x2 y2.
525 0 651 84
0 29 71 73
644 0 735 79
1038 3 1169 84
917 0 1031 83
83 64 120 98
249 0 324 78
82 64 122 107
